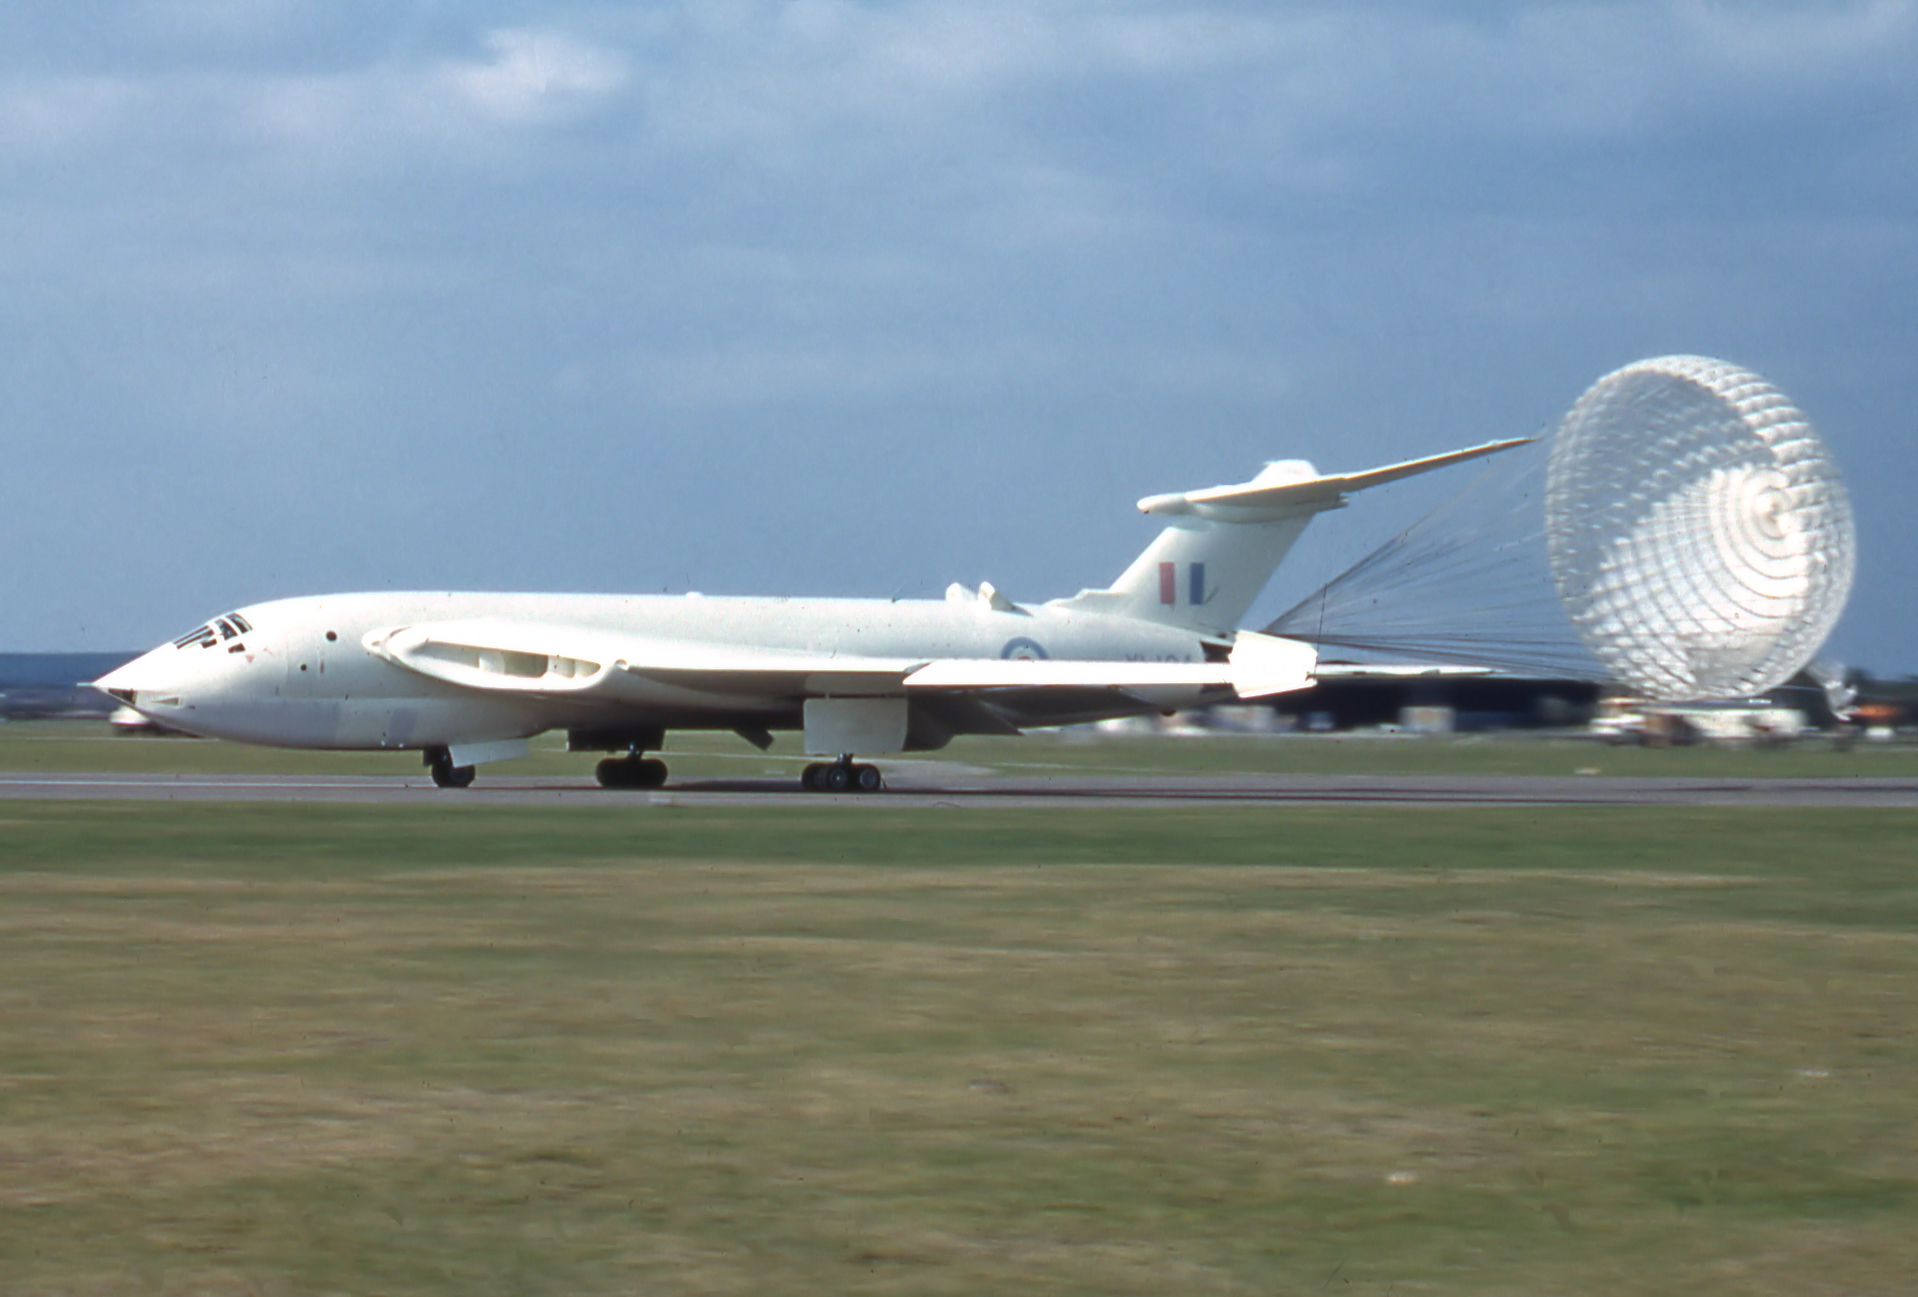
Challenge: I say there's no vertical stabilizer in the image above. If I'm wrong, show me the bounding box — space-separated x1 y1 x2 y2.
1053 439 1531 637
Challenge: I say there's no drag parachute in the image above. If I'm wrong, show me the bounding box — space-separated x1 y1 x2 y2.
1269 355 1855 701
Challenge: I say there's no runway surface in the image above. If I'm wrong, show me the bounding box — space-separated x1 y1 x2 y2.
5 769 1916 807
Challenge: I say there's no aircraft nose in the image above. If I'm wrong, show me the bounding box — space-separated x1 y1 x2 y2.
92 644 190 709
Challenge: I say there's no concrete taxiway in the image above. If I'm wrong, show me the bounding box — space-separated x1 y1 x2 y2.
3 770 1915 808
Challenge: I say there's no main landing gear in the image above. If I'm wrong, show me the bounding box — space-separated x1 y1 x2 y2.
801 758 884 793
596 754 669 790
425 748 475 790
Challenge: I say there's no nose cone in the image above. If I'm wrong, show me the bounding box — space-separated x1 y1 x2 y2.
92 642 209 725
91 619 276 736
94 645 178 699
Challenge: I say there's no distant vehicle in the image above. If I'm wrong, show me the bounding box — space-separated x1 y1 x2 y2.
1591 696 1809 747
108 705 188 735
95 439 1525 790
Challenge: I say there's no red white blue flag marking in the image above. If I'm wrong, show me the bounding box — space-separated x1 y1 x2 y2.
1158 562 1206 606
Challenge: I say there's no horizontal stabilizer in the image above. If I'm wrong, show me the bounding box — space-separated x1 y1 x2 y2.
1138 438 1533 521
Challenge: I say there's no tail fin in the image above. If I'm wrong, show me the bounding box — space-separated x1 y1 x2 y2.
1053 439 1530 636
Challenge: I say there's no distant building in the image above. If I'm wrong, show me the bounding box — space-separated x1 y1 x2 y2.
1270 675 1602 733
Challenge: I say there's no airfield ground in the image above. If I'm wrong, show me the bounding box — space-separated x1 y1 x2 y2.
2 724 1915 1295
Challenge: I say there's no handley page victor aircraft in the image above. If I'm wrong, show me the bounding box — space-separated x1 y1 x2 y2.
95 438 1525 790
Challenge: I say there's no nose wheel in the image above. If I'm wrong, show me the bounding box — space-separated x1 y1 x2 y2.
596 755 669 790
801 759 884 793
425 749 476 789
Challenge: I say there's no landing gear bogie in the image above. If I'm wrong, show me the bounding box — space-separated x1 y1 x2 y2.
596 756 669 790
801 760 883 794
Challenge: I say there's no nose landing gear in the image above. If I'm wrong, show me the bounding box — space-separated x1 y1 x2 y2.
425 748 476 789
801 758 884 793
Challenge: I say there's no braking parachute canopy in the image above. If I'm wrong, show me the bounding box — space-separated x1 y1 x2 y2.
1269 355 1856 701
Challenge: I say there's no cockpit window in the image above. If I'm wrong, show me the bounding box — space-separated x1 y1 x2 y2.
173 612 253 651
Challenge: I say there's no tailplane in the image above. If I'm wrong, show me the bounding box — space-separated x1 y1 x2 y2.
1053 438 1529 636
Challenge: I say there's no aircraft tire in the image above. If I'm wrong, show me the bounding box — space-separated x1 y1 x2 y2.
597 756 667 790
431 759 475 789
800 763 822 791
853 763 883 793
822 764 852 793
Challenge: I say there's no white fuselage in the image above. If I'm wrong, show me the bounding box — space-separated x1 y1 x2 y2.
94 437 1525 776
100 590 1216 752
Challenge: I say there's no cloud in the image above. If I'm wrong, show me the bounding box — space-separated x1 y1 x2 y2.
236 26 630 169
0 23 631 175
432 27 629 125
13 3 1911 214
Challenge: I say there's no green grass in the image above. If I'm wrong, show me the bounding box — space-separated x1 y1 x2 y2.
3 799 1916 1295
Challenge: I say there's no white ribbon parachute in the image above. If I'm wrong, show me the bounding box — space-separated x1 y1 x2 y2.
1268 356 1856 701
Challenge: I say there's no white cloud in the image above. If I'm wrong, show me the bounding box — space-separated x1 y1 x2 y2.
1 24 633 174
251 26 630 164
13 3 1907 204
432 27 630 126
628 2 1303 146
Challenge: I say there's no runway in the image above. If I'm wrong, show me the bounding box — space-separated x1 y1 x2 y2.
4 769 1916 807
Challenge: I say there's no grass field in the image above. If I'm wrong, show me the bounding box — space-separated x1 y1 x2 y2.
3 727 1916 1294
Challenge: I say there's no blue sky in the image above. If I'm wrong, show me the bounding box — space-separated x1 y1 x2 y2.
4 1 1913 672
